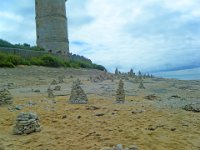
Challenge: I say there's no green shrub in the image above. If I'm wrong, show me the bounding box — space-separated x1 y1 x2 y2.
30 57 43 66
93 64 106 71
40 55 64 67
8 55 21 66
0 39 13 47
0 61 15 68
0 51 106 71
20 58 31 65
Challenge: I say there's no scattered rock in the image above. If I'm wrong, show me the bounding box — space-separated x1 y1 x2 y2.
146 125 164 131
132 109 145 114
8 105 23 112
114 144 123 150
15 105 23 110
116 80 125 103
34 89 40 93
86 106 100 110
102 144 139 150
100 147 113 150
171 128 176 131
26 101 37 107
7 83 15 89
95 113 105 117
170 95 181 99
69 79 88 104
183 103 200 112
0 89 12 106
144 94 158 100
62 115 67 119
13 112 41 135
128 145 139 150
77 115 81 119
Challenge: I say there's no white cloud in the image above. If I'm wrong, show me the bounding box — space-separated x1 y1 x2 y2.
0 11 23 22
67 0 200 72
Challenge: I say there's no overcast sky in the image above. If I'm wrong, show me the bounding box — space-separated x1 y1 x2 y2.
0 0 200 73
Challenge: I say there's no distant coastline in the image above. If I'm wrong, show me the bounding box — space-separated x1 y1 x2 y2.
154 67 200 80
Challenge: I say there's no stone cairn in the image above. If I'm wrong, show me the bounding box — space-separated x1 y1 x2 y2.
138 80 145 89
129 68 135 78
183 103 200 112
69 79 88 104
13 112 41 135
58 76 65 83
115 68 119 76
54 85 61 91
47 88 54 98
51 79 57 85
0 89 12 106
116 80 125 103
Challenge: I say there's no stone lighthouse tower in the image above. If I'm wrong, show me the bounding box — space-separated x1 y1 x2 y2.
35 0 69 54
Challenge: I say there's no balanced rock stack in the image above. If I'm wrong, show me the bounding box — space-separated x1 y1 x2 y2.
116 80 125 103
58 76 65 83
13 112 41 135
69 79 88 104
47 88 54 98
54 85 61 91
51 79 57 85
0 89 12 105
138 80 145 89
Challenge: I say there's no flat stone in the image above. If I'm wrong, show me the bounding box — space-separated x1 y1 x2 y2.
128 145 139 150
100 147 113 150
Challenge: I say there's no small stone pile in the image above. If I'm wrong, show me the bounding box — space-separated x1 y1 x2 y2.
0 89 12 105
76 78 82 85
58 76 65 83
13 112 41 135
138 81 145 89
51 79 57 85
69 79 88 104
116 80 125 103
101 144 138 150
47 88 54 98
54 85 61 91
183 103 200 112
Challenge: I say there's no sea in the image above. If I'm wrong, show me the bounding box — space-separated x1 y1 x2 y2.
154 67 200 80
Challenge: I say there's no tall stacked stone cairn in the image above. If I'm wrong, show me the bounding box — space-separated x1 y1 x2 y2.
69 79 88 104
138 80 145 89
0 89 12 106
129 68 135 78
115 68 119 76
13 112 41 135
116 80 125 103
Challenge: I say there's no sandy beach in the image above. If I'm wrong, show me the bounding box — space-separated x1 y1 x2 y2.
0 66 200 150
